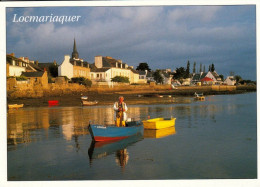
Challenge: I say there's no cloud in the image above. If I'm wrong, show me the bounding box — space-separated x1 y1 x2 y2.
167 6 221 23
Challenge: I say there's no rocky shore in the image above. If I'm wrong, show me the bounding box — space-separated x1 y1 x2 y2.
7 85 256 107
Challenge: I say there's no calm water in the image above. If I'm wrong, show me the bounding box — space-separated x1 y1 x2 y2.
7 93 257 180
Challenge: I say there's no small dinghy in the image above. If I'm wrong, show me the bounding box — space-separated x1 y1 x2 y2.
142 117 176 130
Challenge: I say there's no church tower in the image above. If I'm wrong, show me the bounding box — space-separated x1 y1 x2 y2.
71 38 79 59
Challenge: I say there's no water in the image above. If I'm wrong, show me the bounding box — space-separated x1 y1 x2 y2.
7 93 257 180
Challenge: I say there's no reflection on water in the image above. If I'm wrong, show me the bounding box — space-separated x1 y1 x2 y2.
7 93 257 180
115 149 129 169
88 132 143 170
144 126 176 138
6 97 245 146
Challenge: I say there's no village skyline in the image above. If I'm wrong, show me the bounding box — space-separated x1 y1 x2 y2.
6 6 256 80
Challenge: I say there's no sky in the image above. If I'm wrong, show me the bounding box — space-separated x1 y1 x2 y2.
6 5 256 80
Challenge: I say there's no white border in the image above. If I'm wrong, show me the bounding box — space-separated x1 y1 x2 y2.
0 1 259 187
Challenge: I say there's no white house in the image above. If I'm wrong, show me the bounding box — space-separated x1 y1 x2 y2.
224 76 236 85
191 71 222 85
58 55 74 79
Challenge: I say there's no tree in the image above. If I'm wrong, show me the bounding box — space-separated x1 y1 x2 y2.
136 62 151 72
210 63 215 72
203 65 205 73
153 70 164 84
71 77 92 87
111 76 130 83
234 75 242 84
186 60 190 78
199 63 202 72
193 62 196 73
49 64 58 77
219 74 224 81
173 67 186 80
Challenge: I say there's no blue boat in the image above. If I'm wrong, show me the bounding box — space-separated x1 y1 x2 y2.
88 132 143 161
88 121 144 142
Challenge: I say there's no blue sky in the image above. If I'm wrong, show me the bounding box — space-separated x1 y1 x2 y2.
6 5 256 80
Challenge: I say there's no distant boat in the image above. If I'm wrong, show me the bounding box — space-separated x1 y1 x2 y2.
88 121 144 142
142 117 176 130
8 104 24 109
82 100 98 106
194 92 205 101
81 96 88 100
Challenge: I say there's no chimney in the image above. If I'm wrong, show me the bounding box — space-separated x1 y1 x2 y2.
81 62 83 67
116 62 118 68
54 60 57 66
35 60 39 65
25 57 29 63
95 56 103 68
10 53 15 57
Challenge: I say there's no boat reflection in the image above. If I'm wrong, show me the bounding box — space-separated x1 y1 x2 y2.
144 126 176 139
88 133 143 168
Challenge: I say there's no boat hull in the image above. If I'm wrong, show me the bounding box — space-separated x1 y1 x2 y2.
88 121 143 142
8 104 24 109
142 118 176 130
82 100 98 106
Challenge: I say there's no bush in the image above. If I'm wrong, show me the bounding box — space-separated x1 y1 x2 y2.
48 77 55 83
16 75 27 81
71 77 92 87
111 76 130 83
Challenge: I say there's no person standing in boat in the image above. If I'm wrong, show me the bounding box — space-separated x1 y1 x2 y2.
114 96 128 127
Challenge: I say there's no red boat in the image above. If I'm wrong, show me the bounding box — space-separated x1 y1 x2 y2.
48 100 59 106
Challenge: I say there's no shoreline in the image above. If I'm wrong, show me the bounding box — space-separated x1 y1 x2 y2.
7 88 256 108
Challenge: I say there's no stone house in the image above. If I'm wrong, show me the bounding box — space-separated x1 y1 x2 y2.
21 71 48 88
90 56 140 84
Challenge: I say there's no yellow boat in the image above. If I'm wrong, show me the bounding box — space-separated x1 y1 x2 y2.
194 96 205 101
144 126 176 138
8 104 24 109
142 117 176 130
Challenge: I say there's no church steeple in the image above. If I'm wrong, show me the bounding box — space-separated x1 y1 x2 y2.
72 38 79 59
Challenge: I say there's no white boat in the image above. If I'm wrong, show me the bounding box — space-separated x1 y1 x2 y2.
81 96 88 100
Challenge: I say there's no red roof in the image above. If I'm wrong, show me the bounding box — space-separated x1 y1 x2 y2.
200 77 214 82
